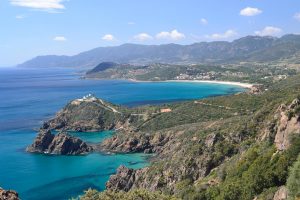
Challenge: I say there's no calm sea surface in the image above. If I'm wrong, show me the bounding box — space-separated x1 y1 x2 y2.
0 67 244 199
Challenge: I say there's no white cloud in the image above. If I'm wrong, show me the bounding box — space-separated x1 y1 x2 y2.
205 29 237 40
134 33 153 41
156 30 185 40
128 22 136 25
16 15 25 19
254 26 282 36
200 18 208 25
102 34 115 41
53 36 66 41
10 0 65 11
240 7 262 16
294 13 300 21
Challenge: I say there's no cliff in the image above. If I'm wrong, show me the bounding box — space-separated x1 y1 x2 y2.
273 98 300 151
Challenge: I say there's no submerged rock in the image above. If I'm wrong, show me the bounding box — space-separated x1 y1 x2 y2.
26 129 93 155
0 188 19 200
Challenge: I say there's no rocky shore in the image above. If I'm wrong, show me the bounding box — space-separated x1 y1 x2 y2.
26 129 93 155
0 188 19 200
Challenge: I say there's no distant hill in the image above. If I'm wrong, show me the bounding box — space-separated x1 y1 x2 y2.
18 34 300 69
86 62 118 74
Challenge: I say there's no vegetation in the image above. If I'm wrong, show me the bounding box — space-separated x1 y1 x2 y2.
199 136 300 200
85 62 297 86
287 155 300 199
77 74 300 200
78 189 178 200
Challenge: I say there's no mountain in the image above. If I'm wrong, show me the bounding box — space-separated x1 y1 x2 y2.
86 62 119 74
18 34 300 69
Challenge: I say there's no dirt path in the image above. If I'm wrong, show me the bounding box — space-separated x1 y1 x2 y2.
99 99 121 113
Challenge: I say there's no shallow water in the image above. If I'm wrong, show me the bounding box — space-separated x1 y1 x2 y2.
0 67 244 199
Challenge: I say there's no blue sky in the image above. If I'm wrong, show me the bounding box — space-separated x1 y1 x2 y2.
1 0 300 66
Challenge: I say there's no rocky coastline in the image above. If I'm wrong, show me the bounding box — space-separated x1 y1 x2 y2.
26 82 300 200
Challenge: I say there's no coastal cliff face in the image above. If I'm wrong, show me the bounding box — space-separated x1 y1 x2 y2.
100 130 174 154
26 129 93 155
0 188 19 200
103 120 243 193
273 98 300 151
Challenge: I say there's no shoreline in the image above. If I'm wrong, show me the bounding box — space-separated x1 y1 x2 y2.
128 79 254 89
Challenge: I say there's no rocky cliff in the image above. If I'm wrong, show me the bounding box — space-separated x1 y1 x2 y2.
273 98 300 151
100 130 173 154
26 129 93 155
103 120 242 193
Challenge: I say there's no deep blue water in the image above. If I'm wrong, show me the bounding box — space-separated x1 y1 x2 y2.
0 67 244 199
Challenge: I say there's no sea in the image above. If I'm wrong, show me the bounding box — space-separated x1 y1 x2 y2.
0 67 244 199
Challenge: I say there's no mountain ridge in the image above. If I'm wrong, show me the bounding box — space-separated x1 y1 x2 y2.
18 34 300 69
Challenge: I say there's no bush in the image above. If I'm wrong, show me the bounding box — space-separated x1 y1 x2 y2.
79 188 179 200
287 155 300 199
202 136 300 200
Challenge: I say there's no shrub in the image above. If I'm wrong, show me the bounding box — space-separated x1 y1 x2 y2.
287 155 300 199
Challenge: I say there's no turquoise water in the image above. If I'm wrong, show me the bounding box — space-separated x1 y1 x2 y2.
68 131 115 143
0 67 244 199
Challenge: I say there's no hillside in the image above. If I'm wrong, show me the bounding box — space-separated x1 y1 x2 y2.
18 34 300 69
80 74 300 200
26 74 300 200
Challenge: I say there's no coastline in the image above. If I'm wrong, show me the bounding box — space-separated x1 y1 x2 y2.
128 79 254 89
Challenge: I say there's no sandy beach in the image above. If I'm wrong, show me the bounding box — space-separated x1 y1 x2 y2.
129 79 254 89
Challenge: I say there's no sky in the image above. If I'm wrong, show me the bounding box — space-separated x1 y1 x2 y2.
1 0 300 66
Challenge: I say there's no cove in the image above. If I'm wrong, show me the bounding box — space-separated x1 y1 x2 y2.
0 68 245 200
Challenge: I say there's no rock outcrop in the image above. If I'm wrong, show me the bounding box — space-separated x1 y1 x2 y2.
248 84 264 95
0 188 19 200
26 129 93 155
104 125 229 192
100 131 172 154
273 186 288 200
106 165 137 192
274 98 300 150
